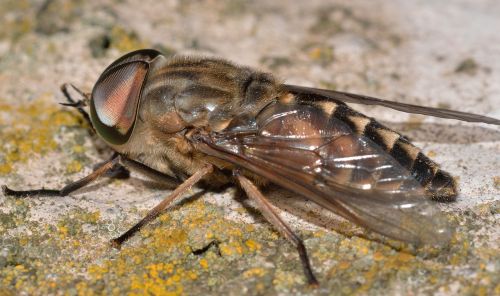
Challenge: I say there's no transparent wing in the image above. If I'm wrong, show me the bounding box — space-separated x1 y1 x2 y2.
283 84 500 125
194 102 453 245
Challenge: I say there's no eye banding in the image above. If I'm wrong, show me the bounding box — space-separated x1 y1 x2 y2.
90 61 148 145
96 64 145 127
89 49 162 145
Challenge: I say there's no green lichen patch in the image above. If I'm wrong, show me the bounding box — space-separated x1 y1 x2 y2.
308 4 401 49
89 26 149 58
0 196 281 295
306 45 335 66
260 56 293 71
455 58 479 75
1 187 498 295
493 176 500 190
0 0 34 41
35 0 84 35
0 96 87 175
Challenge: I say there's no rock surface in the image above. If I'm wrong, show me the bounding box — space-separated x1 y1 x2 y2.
0 0 498 295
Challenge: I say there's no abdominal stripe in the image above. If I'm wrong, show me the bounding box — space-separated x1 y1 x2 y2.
302 97 455 198
319 100 437 185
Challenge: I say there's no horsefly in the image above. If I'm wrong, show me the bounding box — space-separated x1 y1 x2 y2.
3 49 500 285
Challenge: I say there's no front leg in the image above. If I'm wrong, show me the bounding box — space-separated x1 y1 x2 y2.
59 83 93 129
2 154 179 198
2 156 119 197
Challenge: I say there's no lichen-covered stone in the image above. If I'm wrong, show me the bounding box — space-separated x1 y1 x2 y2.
0 1 499 295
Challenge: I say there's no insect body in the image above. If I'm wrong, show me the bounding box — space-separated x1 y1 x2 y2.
4 49 500 285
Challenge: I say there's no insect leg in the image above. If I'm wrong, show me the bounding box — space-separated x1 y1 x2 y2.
60 83 135 180
60 83 93 129
235 172 319 286
118 156 180 185
60 84 136 179
2 152 183 198
2 156 119 198
110 164 213 249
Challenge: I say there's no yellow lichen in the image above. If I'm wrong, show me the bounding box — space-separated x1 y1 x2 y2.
405 114 425 130
244 239 261 251
0 98 83 175
244 224 255 232
308 46 334 64
66 160 83 174
72 145 85 154
109 26 148 53
493 176 500 189
18 237 28 246
58 225 69 237
338 261 351 270
128 261 193 296
205 231 214 239
396 253 414 263
312 230 326 238
3 167 492 294
427 150 437 157
372 251 385 261
220 241 244 257
159 213 171 223
309 47 323 59
199 258 209 269
243 267 266 278
494 283 500 295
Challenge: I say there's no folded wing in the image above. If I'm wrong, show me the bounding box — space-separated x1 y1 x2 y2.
195 101 453 245
283 84 500 125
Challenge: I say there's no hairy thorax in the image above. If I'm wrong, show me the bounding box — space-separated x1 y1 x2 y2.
107 56 282 187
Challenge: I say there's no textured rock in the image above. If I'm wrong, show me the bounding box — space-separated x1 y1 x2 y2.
0 0 499 295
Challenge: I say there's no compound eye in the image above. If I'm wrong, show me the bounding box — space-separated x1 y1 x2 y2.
90 61 148 145
90 49 161 145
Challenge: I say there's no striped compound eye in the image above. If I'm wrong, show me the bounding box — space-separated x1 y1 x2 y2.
90 49 161 145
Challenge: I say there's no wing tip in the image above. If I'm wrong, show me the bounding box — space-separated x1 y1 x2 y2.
419 225 454 247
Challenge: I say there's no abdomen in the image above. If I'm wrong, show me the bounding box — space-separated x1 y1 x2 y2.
284 93 458 202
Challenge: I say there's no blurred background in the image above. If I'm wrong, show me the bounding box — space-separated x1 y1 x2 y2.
0 0 498 295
